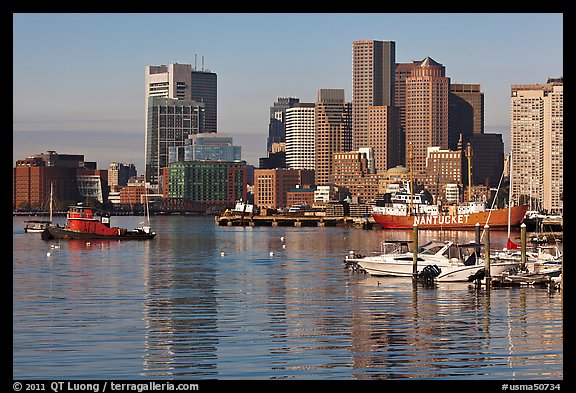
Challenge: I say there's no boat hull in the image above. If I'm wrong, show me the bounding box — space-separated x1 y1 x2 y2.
357 259 518 282
372 204 529 230
41 225 155 240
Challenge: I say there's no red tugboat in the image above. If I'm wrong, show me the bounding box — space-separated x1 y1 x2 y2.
41 205 155 240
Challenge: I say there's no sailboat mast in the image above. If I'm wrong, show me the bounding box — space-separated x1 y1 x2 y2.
409 143 413 216
466 143 473 202
507 151 513 238
49 182 53 223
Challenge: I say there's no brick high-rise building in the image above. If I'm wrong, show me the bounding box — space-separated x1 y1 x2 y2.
404 57 450 180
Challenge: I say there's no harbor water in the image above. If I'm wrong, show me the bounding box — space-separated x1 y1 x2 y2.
13 215 563 380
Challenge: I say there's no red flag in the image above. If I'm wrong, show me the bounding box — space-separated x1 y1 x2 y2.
507 238 518 250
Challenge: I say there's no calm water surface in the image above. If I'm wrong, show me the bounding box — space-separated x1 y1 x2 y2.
13 215 563 380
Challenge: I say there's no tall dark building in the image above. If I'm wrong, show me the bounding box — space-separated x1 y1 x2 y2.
267 97 300 152
449 83 484 150
191 70 217 133
469 133 504 188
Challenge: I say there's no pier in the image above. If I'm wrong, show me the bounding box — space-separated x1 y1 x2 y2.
215 213 366 228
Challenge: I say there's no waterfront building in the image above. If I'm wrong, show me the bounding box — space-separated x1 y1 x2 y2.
511 78 563 214
145 97 205 191
332 151 380 204
422 147 462 205
168 134 241 163
267 97 300 154
314 185 334 203
404 57 450 181
286 186 316 208
449 83 484 150
76 174 107 204
108 162 137 191
163 160 247 212
285 103 316 170
119 182 147 207
253 168 315 210
352 40 401 173
315 89 352 185
13 151 89 209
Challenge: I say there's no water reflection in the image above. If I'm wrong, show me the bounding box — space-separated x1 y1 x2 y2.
13 216 562 379
142 216 219 377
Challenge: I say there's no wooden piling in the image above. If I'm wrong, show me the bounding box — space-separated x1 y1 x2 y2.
520 223 526 271
475 222 480 245
412 223 418 279
484 224 490 287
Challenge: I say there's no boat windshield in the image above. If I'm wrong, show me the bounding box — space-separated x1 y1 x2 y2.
419 242 450 255
380 241 410 254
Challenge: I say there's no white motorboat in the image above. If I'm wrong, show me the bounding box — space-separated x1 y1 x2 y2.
493 244 562 277
346 240 518 282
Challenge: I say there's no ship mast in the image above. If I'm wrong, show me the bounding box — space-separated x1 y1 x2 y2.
409 142 413 216
466 143 473 202
507 151 513 239
49 181 53 223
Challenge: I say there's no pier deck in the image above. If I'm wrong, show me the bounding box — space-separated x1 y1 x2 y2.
215 214 368 228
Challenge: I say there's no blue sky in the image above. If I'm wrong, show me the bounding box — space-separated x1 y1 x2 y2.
13 13 563 171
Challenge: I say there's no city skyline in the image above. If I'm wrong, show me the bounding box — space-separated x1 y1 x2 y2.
13 13 563 172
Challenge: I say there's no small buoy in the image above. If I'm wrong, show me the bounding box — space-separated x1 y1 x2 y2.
46 252 51 257
86 242 91 246
280 236 285 242
220 252 226 257
282 244 286 249
50 244 55 248
269 252 274 256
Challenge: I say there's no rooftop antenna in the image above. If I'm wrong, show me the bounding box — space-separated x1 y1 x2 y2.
194 54 197 71
202 56 204 71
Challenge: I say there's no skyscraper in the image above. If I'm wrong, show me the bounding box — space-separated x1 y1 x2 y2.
144 62 217 190
511 78 563 214
449 83 484 150
352 40 398 173
285 103 316 170
404 57 450 178
145 97 205 190
267 97 300 153
315 89 352 185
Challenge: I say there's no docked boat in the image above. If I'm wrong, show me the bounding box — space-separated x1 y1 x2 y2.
345 240 518 282
373 147 529 230
372 198 528 230
41 204 155 240
24 182 54 233
24 220 52 233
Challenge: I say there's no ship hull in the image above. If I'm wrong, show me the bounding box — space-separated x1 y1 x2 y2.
41 225 155 240
372 204 529 230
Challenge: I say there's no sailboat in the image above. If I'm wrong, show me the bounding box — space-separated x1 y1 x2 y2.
24 182 54 233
